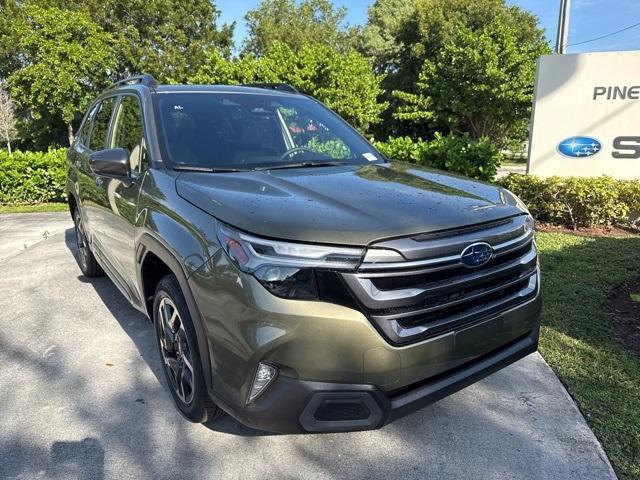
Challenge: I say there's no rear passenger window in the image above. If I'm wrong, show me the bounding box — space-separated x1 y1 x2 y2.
110 96 145 171
76 104 98 147
89 97 116 151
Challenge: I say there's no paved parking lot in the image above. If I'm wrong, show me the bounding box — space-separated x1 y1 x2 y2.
0 213 617 480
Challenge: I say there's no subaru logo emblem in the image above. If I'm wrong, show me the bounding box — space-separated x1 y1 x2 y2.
461 242 493 268
557 136 601 158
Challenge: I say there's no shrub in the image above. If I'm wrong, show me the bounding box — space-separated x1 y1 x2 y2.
305 137 351 159
0 148 67 204
373 134 501 181
498 174 640 229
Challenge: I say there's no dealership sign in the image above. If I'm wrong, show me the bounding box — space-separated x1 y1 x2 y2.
528 52 640 179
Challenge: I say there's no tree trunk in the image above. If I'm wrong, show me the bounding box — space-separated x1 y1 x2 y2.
6 140 11 156
67 123 74 146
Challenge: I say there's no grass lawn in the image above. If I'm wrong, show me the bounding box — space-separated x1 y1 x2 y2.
0 202 68 214
537 232 640 479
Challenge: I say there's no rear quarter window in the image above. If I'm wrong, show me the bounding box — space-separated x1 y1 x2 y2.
89 97 116 151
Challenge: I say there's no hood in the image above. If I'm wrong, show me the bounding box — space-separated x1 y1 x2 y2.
175 162 526 246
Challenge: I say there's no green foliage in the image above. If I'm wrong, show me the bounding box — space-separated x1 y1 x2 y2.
498 174 640 229
8 5 116 145
15 0 234 84
88 0 233 83
363 0 549 140
243 0 361 55
394 16 549 145
190 42 387 132
0 149 67 204
361 0 414 74
305 137 351 159
374 134 501 181
1 0 233 149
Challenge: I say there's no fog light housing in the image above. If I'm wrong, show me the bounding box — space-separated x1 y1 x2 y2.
248 363 277 403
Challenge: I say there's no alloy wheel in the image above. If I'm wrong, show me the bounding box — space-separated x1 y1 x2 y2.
157 297 195 405
74 212 89 271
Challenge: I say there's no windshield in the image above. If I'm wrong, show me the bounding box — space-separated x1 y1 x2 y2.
154 91 385 171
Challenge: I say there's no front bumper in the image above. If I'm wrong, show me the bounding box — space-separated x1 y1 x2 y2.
219 327 538 433
190 254 541 434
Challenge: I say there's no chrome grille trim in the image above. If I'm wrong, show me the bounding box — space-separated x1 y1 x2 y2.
342 215 539 345
370 269 536 321
343 244 536 310
358 228 533 272
387 273 538 340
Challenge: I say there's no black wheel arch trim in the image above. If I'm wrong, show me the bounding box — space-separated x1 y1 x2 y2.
137 232 215 393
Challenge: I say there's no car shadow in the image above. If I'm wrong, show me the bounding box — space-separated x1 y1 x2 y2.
63 227 272 437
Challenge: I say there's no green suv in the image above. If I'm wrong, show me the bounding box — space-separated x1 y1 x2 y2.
67 75 541 433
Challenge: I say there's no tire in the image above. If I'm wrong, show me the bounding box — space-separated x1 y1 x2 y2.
153 274 223 423
73 208 104 277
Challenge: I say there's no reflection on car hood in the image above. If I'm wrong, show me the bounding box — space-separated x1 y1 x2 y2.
175 162 526 246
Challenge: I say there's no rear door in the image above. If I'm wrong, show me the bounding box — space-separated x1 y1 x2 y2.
75 97 117 252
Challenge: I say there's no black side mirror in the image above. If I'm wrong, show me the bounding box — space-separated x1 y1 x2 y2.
89 148 130 177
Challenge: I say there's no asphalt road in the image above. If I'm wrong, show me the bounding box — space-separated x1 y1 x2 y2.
0 213 617 480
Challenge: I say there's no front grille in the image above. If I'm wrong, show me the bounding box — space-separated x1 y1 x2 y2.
342 214 539 345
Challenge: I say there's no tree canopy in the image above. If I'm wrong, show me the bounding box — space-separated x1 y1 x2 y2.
363 0 549 138
394 16 550 145
0 0 549 153
243 0 361 55
29 0 235 83
8 5 116 147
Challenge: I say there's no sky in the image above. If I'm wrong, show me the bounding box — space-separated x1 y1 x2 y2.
216 0 640 54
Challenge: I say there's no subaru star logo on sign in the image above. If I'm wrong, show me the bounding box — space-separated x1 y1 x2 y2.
461 242 493 268
557 136 602 158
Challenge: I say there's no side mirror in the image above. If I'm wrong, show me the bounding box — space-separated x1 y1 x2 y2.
89 148 130 177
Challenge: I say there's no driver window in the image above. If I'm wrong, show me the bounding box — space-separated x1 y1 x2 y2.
110 96 145 172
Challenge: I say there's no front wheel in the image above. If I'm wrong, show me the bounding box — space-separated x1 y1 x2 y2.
153 274 223 423
73 209 103 277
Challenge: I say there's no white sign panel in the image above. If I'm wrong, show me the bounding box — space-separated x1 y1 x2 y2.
528 51 640 179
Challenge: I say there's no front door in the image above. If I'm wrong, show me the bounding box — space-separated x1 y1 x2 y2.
98 94 147 304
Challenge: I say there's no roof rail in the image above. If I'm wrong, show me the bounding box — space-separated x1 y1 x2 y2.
109 74 158 90
244 83 299 94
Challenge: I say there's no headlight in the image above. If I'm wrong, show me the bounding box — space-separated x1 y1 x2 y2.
216 223 364 299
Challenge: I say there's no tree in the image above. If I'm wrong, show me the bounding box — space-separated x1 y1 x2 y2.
394 18 550 146
0 87 17 155
0 0 23 79
190 42 387 133
243 0 361 56
362 0 549 138
361 0 414 74
8 5 116 146
15 0 234 83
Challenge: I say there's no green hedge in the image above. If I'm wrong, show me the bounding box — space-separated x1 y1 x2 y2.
0 149 67 205
498 174 640 229
373 133 501 181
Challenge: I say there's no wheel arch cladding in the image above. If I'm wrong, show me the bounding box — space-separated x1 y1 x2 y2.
138 233 215 392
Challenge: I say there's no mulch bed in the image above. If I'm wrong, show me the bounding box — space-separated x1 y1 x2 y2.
537 223 640 238
605 278 640 358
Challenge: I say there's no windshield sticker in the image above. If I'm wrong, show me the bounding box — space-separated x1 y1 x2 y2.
363 152 377 162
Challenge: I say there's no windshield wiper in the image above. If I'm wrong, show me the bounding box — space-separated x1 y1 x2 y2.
254 161 347 171
173 165 248 173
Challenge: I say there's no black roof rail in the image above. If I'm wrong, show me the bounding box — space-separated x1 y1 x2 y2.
109 74 158 90
244 83 299 94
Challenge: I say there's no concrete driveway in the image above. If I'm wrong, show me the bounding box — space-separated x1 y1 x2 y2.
0 213 616 480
